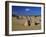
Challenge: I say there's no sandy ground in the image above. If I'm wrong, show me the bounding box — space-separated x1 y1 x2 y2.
12 16 41 31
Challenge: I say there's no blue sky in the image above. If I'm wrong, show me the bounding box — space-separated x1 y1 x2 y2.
12 6 41 16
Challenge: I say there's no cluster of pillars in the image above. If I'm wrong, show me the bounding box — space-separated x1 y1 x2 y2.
16 16 40 26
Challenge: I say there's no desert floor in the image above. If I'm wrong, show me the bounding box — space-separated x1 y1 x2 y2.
12 16 41 31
